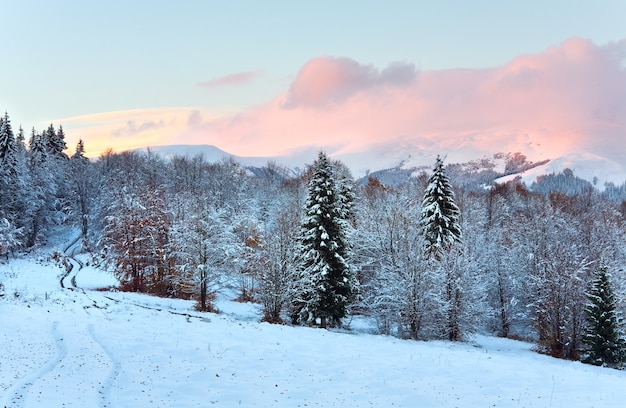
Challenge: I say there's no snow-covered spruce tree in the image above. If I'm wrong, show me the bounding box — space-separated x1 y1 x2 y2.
581 260 626 368
25 128 55 246
69 139 93 240
0 111 14 162
44 124 68 159
0 112 21 254
290 151 358 327
421 156 462 260
420 155 463 340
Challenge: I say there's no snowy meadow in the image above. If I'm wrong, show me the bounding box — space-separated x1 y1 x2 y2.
2 242 626 408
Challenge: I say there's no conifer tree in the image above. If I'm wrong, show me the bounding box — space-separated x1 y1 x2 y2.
421 155 463 340
70 139 92 238
290 151 358 327
581 261 626 368
421 155 462 260
26 128 56 246
29 128 48 166
44 124 68 159
0 111 14 161
0 112 18 253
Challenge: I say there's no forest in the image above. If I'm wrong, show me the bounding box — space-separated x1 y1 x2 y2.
1 111 626 368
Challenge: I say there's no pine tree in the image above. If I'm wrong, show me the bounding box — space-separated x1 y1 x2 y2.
29 128 48 166
421 155 462 260
581 260 626 368
0 112 28 253
44 124 68 159
0 111 14 161
26 128 55 246
72 138 86 160
421 156 463 340
290 151 358 327
69 139 92 238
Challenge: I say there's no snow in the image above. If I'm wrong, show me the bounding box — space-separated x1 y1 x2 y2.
3 240 626 407
495 152 626 190
140 142 626 187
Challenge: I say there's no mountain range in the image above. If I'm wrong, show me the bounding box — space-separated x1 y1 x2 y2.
140 139 626 192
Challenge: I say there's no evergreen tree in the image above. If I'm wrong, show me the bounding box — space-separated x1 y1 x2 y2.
14 125 27 164
0 112 17 179
44 124 68 159
421 156 463 340
581 261 626 368
29 128 48 166
72 138 86 160
0 112 27 253
0 111 14 161
421 155 462 260
69 139 92 238
290 151 358 327
26 128 55 246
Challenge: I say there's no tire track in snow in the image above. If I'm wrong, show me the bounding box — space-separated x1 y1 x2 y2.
60 234 84 291
60 256 84 292
88 323 122 408
13 320 115 407
4 321 67 408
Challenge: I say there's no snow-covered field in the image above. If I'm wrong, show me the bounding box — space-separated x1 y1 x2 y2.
2 239 626 407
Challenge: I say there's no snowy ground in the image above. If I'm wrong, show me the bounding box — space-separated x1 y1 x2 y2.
2 235 626 407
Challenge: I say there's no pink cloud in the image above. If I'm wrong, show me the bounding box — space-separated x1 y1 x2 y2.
197 70 265 89
283 57 417 108
173 39 626 163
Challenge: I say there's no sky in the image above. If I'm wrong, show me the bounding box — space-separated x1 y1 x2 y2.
1 1 625 159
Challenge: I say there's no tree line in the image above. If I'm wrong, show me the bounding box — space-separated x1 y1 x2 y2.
1 111 625 368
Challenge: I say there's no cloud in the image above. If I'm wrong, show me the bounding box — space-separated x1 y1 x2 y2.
197 70 265 89
57 108 220 157
173 38 626 164
111 119 165 138
282 57 417 108
60 38 626 169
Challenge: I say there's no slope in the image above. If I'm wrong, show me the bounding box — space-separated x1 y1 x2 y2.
2 242 626 407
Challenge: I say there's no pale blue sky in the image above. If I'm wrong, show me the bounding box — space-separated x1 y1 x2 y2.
2 1 625 141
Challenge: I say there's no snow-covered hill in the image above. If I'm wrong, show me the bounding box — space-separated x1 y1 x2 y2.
139 142 626 189
495 152 626 189
136 145 319 173
2 231 626 407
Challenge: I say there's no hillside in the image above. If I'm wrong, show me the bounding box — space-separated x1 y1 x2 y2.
138 144 626 192
2 230 626 407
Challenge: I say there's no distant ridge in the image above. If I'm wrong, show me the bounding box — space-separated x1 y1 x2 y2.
136 144 626 191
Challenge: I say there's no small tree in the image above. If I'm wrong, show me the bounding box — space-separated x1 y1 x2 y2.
171 198 240 311
259 207 299 323
581 261 626 368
